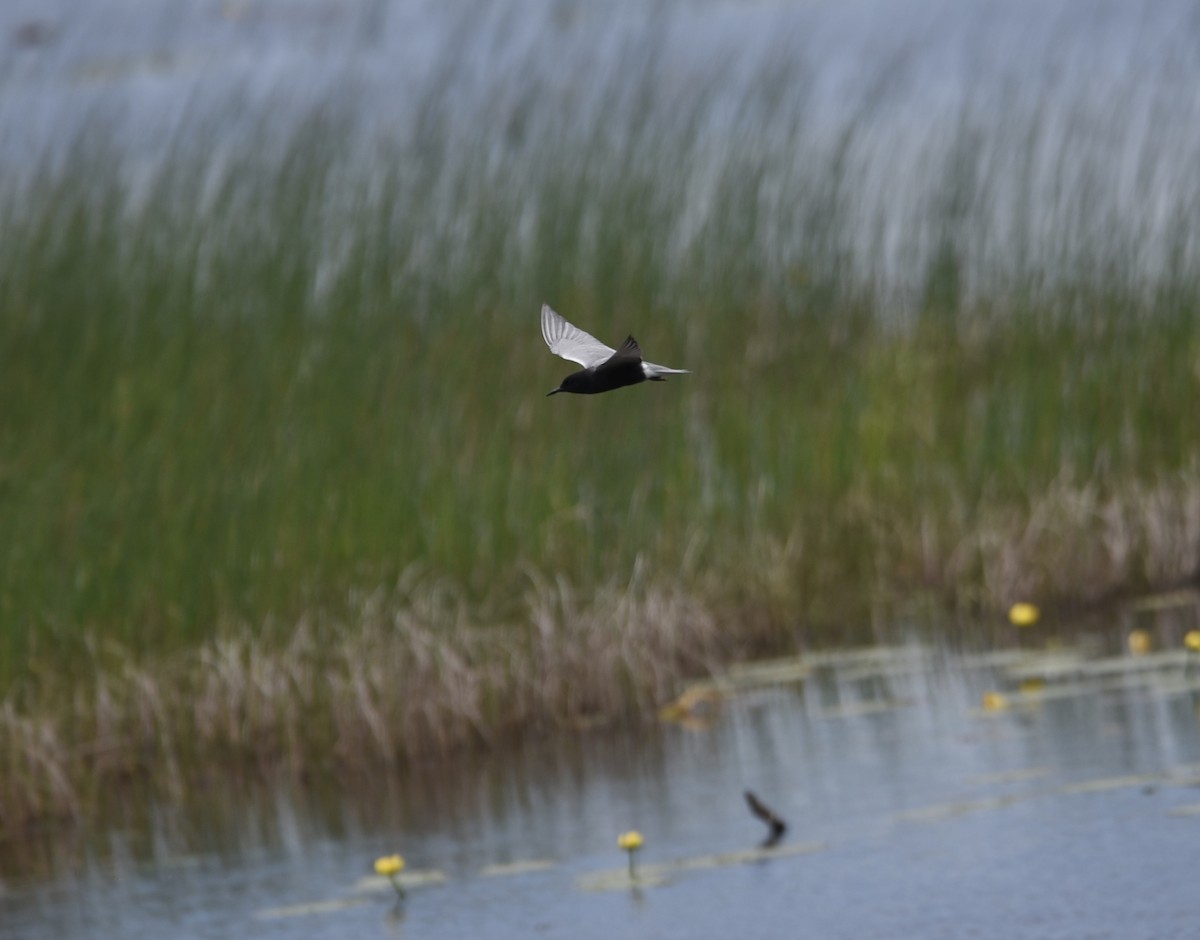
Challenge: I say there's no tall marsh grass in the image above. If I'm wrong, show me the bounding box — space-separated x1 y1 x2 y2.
3 0 1200 826
3 129 1195 660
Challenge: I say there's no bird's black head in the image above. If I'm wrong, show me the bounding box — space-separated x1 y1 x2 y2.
546 370 593 396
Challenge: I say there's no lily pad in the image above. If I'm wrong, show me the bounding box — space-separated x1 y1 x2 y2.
576 841 825 892
895 795 1026 824
255 897 371 920
348 869 448 894
480 859 558 877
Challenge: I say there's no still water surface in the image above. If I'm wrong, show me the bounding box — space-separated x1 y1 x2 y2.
5 644 1200 939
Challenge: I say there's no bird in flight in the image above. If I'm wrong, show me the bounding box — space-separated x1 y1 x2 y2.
744 790 788 848
541 304 690 396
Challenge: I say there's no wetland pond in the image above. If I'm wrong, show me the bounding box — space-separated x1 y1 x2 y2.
5 641 1200 939
5 1 1200 935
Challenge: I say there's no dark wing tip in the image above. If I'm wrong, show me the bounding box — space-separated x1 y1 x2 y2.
745 789 788 843
615 335 643 359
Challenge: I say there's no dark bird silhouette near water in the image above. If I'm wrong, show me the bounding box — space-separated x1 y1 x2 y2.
541 304 690 396
744 790 787 848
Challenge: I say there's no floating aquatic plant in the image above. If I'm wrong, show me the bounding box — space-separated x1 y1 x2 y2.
1127 630 1152 656
617 831 644 881
1009 603 1040 628
374 854 406 898
981 692 1010 712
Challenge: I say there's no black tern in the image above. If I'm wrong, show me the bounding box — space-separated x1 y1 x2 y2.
744 790 787 848
541 304 690 396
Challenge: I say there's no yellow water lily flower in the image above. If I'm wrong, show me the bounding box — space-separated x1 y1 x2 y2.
617 831 644 852
1185 630 1200 652
1008 602 1040 627
981 691 1010 712
659 685 722 723
374 854 405 877
618 830 643 881
1127 629 1151 656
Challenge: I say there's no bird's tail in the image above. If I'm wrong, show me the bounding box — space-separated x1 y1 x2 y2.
642 362 691 378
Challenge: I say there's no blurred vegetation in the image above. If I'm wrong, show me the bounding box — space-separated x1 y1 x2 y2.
1 58 1199 823
3 113 1196 664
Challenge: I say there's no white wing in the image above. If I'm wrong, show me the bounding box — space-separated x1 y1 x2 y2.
541 304 616 369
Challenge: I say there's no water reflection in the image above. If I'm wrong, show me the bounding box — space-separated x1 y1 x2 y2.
5 642 1200 939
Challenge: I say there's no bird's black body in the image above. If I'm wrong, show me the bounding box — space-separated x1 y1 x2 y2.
547 337 659 396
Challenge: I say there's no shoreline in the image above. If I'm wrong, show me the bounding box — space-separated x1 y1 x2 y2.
4 523 1197 837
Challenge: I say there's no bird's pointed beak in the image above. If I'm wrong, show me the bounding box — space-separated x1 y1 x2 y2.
546 387 562 396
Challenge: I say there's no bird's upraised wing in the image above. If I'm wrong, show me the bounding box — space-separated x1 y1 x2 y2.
541 304 616 369
744 790 787 847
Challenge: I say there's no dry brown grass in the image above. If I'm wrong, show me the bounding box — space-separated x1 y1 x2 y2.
0 571 733 833
3 470 1199 833
821 467 1200 621
961 468 1200 610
